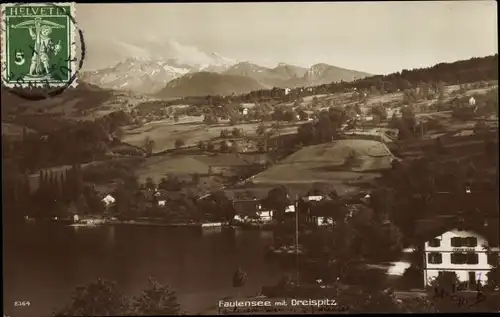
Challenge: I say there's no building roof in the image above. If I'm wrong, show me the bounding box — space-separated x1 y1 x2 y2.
413 217 499 247
428 191 498 217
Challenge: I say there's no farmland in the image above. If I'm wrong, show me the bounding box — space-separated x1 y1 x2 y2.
122 118 305 154
246 139 396 196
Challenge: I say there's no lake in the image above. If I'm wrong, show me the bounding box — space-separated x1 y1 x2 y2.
3 222 283 317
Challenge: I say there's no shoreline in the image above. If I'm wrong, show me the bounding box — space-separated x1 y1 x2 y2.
25 217 278 230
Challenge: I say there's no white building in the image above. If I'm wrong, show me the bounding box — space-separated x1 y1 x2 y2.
469 97 476 107
423 228 499 287
315 216 334 226
256 209 273 222
304 195 323 202
101 194 116 207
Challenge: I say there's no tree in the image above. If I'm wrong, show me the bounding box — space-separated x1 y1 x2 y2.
231 128 242 138
174 138 185 149
198 141 206 151
283 110 297 122
145 177 156 190
144 137 155 156
326 220 360 283
192 173 200 185
203 113 218 124
83 186 105 214
271 108 286 121
55 278 182 317
312 96 319 107
298 109 309 121
114 127 124 140
473 121 489 135
230 141 240 153
220 129 230 138
256 124 266 136
131 278 181 315
54 279 129 316
206 141 215 152
232 267 248 297
202 191 235 222
257 140 267 153
296 122 316 145
220 140 229 152
261 186 290 223
229 115 240 126
370 104 388 120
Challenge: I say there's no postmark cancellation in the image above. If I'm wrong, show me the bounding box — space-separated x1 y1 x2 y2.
1 2 78 89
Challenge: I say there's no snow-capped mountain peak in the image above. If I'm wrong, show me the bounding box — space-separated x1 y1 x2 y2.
81 40 238 94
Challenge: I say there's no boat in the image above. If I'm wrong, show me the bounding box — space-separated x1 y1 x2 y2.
69 217 107 227
201 221 223 228
69 222 98 227
24 215 36 223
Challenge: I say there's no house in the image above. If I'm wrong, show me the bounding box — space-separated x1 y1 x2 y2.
469 97 476 107
101 194 116 207
303 195 324 202
285 204 296 213
418 221 499 288
232 199 273 223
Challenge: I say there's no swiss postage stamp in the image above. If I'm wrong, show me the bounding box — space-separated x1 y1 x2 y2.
1 2 78 89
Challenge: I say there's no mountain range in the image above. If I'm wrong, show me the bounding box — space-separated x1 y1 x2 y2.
81 39 372 97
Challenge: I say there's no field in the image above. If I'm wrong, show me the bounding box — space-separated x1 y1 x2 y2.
133 151 272 196
246 139 396 196
122 119 304 154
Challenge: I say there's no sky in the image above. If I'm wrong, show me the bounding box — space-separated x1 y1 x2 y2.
76 1 497 75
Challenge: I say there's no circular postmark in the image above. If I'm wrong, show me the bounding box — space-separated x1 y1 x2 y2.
1 2 86 101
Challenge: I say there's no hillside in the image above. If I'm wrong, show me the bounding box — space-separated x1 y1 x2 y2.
0 82 133 123
273 63 308 79
156 72 267 98
301 63 372 86
223 62 370 89
248 139 396 195
223 62 300 88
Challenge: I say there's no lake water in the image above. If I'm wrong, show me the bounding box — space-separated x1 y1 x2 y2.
3 223 283 317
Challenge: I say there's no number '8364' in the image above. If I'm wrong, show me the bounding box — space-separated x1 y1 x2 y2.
14 301 31 307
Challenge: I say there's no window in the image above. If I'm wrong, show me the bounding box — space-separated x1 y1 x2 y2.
451 237 478 248
466 253 479 264
428 238 441 248
451 237 462 247
488 252 499 266
465 237 478 247
428 252 442 264
451 253 467 264
451 252 478 265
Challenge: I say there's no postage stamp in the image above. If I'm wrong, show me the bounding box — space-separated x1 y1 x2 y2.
1 3 78 89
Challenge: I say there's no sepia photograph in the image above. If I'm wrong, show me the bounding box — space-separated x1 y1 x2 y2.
1 1 499 316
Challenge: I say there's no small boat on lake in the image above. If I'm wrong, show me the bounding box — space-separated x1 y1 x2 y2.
201 221 223 228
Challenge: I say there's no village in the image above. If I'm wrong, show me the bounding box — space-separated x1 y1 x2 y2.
3 56 499 314
18 79 497 302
